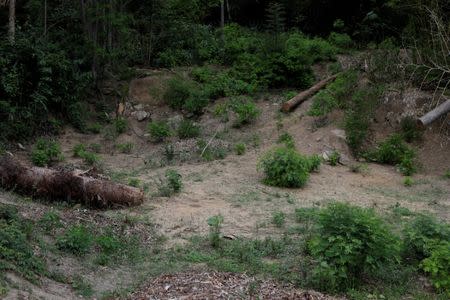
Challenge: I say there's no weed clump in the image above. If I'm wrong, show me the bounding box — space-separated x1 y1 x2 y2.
234 143 246 155
177 119 201 139
400 116 423 142
309 203 400 292
73 144 100 166
231 98 261 127
258 147 317 188
56 225 93 255
114 117 128 134
31 138 63 167
148 120 172 142
158 169 182 197
208 215 224 249
272 211 286 228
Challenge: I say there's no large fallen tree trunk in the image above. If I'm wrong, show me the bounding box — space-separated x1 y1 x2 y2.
281 74 339 113
0 157 144 208
417 99 450 127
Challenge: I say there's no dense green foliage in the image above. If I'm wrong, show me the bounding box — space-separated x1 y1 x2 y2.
147 120 172 142
309 203 400 291
258 147 320 188
31 138 63 166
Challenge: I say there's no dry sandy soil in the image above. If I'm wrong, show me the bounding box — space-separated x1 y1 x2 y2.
1 70 449 299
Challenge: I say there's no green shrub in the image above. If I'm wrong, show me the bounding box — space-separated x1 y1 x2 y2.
309 203 400 291
127 178 140 188
207 215 224 249
39 211 62 232
234 143 246 155
183 91 209 115
114 117 128 134
89 143 102 153
328 151 340 166
231 99 261 127
57 225 93 255
400 116 423 142
258 147 311 188
403 214 450 261
369 134 417 176
164 77 194 110
148 120 172 142
272 211 286 228
158 169 182 196
420 241 450 296
116 142 134 154
177 119 201 139
403 177 414 187
31 138 63 167
86 123 102 134
444 170 450 179
0 204 45 282
73 144 100 166
328 32 353 49
307 154 322 172
277 132 295 148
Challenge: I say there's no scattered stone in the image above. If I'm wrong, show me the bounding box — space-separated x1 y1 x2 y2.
17 143 25 150
131 111 150 122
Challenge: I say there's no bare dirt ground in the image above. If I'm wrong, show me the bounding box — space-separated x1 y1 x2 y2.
1 70 449 299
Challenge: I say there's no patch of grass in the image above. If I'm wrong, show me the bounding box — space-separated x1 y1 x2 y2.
272 211 286 228
177 119 201 139
400 116 423 143
89 143 102 153
234 142 246 155
207 215 224 249
73 143 100 166
443 170 450 179
197 139 228 161
328 150 340 166
39 210 62 232
116 142 134 154
71 275 94 298
56 225 94 255
31 138 63 167
148 120 172 142
157 169 182 197
128 178 141 188
349 163 369 174
164 77 194 110
391 203 414 217
86 122 102 134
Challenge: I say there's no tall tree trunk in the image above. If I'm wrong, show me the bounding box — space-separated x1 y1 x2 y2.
220 0 224 43
44 0 47 37
8 0 15 43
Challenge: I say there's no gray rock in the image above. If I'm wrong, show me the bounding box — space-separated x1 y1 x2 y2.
131 111 149 121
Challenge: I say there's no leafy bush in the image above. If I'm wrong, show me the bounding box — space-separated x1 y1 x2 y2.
272 211 286 227
403 214 450 261
0 204 45 282
307 154 322 172
400 116 423 142
234 143 246 155
309 203 400 291
73 144 100 166
164 77 194 110
328 32 353 49
114 117 128 134
277 132 295 148
148 120 172 142
57 225 93 255
258 147 312 188
420 241 450 296
158 169 182 196
116 142 134 154
31 138 63 167
403 177 414 187
177 119 201 139
208 215 224 249
231 99 261 127
39 211 62 232
369 134 417 175
183 91 209 115
328 151 340 166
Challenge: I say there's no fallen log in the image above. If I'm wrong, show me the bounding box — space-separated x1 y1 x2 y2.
281 74 339 113
417 99 450 127
0 157 144 208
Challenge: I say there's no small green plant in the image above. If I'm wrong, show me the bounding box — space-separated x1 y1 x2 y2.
309 203 400 292
403 177 414 187
258 147 311 188
148 120 172 142
177 119 201 139
277 132 295 148
328 151 340 166
56 225 93 255
31 138 63 167
234 142 246 155
349 163 369 174
400 116 423 143
71 276 94 298
39 211 62 232
420 241 450 296
164 143 176 161
231 99 261 127
444 170 450 179
307 154 322 172
158 169 182 196
183 91 209 115
207 215 224 248
114 117 128 134
73 144 100 166
272 211 286 228
89 143 102 153
86 123 102 134
116 142 134 154
164 77 194 110
128 178 140 187
368 134 417 176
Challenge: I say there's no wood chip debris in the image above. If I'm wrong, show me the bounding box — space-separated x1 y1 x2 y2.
128 271 342 300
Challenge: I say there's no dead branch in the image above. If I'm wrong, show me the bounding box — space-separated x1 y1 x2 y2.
417 98 450 127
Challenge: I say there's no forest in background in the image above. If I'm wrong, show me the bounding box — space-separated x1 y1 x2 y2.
0 0 449 142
